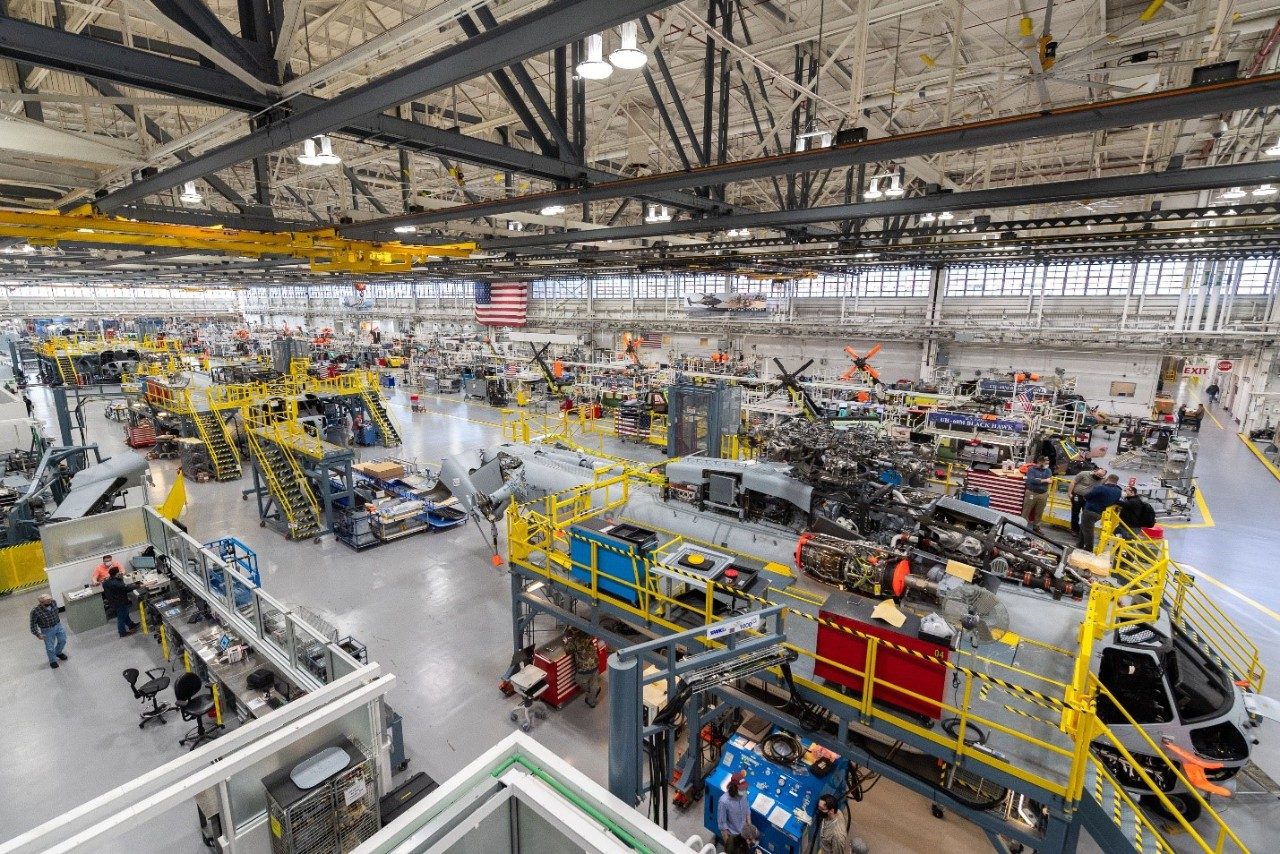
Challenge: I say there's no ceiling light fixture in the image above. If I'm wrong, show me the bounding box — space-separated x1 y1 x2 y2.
298 135 340 166
1265 139 1280 156
1253 183 1276 196
885 173 905 197
795 130 833 152
1224 208 1238 216
179 181 203 205
393 225 417 234
919 212 936 223
576 33 613 80
1221 186 1247 200
609 21 647 69
937 210 954 221
539 203 566 216
644 203 671 224
864 178 883 200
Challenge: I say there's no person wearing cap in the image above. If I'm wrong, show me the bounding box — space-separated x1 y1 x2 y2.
91 554 123 585
816 793 869 854
564 626 602 708
718 769 753 852
30 593 68 668
1021 456 1053 533
1067 468 1104 535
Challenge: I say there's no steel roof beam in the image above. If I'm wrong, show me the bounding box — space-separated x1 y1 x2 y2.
84 79 258 214
339 71 1280 237
457 159 1280 250
0 14 734 220
89 0 683 210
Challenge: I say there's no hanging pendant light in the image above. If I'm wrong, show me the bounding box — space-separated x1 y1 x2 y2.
885 173 905 197
609 22 647 69
179 181 203 205
576 34 613 80
298 135 341 166
864 178 883 200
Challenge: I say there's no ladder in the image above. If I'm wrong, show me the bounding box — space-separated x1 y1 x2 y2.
54 352 79 386
191 410 241 481
246 427 321 540
360 388 402 447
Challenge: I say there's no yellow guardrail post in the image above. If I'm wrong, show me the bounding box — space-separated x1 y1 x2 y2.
211 682 223 726
182 648 191 673
138 601 148 635
159 624 170 661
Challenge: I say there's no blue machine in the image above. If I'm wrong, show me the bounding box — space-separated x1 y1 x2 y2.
204 537 259 608
705 729 848 854
568 521 658 606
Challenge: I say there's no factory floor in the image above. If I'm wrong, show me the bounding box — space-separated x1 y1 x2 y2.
1 382 1278 853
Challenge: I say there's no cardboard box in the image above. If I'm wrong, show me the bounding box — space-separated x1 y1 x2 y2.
355 461 405 481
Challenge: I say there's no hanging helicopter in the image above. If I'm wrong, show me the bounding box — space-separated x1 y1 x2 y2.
685 292 769 313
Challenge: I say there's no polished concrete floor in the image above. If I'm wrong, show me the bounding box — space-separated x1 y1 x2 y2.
2 380 1278 853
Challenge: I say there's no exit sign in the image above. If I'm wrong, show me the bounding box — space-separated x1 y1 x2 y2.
1182 364 1209 376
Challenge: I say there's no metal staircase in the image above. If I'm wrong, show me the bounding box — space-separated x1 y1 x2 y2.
245 427 322 540
54 352 79 386
1080 762 1170 854
360 389 401 446
191 410 241 481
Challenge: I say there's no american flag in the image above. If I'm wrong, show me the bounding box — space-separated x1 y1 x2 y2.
1015 392 1034 413
637 332 664 349
474 282 528 327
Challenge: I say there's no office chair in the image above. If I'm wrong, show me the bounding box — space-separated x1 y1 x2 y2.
173 672 223 750
123 667 172 728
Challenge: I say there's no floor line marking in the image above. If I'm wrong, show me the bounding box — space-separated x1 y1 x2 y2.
1183 565 1280 624
1205 407 1224 430
1237 433 1280 484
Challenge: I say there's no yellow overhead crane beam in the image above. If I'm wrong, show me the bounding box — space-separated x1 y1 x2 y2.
0 205 475 273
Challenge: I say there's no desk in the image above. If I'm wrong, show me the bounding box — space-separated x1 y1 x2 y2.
149 598 290 721
62 587 107 633
62 571 168 633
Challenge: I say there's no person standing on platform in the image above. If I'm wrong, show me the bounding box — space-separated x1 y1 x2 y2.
1068 468 1104 536
1118 488 1157 536
1079 474 1123 551
1022 457 1053 533
30 593 68 669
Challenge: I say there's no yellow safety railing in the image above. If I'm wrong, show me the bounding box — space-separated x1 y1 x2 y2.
186 397 240 479
241 406 321 533
505 469 1259 853
1167 565 1266 693
1085 676 1248 853
505 480 1080 801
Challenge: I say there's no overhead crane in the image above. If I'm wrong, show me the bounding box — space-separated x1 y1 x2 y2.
0 206 475 274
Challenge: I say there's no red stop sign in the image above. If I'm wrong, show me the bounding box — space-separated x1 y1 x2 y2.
1216 359 1234 373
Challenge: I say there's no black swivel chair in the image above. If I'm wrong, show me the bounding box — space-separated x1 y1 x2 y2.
174 672 223 750
124 667 172 728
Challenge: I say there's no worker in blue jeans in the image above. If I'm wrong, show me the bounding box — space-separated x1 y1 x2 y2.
102 566 140 637
30 593 69 668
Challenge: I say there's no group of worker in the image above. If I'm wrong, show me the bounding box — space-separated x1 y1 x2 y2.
1023 460 1158 551
28 554 141 670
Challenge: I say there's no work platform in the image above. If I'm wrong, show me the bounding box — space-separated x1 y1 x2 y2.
502 464 1269 854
